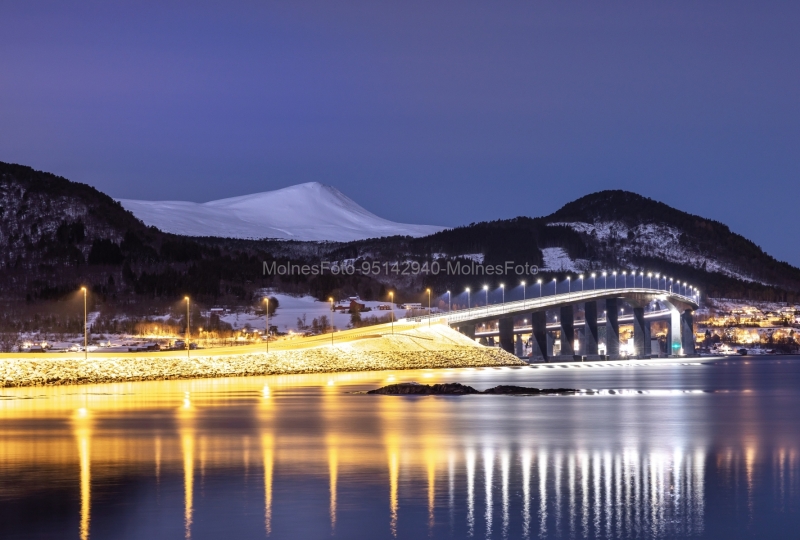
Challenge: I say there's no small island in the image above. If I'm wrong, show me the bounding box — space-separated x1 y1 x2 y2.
366 382 579 395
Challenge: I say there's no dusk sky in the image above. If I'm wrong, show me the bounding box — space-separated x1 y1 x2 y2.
1 1 798 265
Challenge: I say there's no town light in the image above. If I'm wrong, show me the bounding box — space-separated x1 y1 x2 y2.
602 271 607 289
521 281 526 302
446 290 451 312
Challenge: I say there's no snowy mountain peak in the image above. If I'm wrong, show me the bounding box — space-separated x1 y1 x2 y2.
118 183 445 242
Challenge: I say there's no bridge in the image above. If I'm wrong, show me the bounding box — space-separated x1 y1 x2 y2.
416 286 699 361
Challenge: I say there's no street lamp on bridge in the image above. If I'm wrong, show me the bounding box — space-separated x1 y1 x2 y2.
578 274 584 291
521 281 526 302
483 285 489 314
500 283 505 307
613 271 617 288
446 290 451 312
603 271 607 288
537 279 542 298
466 287 471 309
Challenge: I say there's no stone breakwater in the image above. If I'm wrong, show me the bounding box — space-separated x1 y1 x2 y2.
0 347 524 387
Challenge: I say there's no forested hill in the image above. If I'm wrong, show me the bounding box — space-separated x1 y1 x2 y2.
541 190 800 293
1 160 799 312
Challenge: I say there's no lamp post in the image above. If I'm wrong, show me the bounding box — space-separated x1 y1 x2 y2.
446 290 451 312
483 285 489 315
521 281 526 302
184 296 190 358
613 271 617 288
389 292 394 334
263 297 270 353
567 276 571 294
622 271 627 288
639 271 644 287
552 277 557 296
591 273 596 290
329 297 335 343
603 271 607 289
81 287 87 359
466 287 471 309
578 275 584 292
537 279 542 298
426 288 431 328
500 284 505 307
648 272 652 288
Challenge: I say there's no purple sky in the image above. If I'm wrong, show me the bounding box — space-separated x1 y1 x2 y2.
1 1 798 266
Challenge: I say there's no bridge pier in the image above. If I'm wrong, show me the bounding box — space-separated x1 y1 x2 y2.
584 301 599 356
633 307 646 357
667 307 681 356
498 317 515 354
531 311 549 362
559 305 575 358
515 333 523 356
681 310 695 355
605 298 620 358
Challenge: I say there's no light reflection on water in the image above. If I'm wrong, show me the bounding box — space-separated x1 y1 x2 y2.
0 359 800 538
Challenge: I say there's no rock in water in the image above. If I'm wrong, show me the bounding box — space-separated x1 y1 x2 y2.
481 385 578 395
367 382 479 395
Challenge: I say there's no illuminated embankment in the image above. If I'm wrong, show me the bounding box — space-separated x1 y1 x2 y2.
0 323 523 387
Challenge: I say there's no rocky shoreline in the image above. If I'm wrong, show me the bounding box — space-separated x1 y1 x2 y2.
0 347 524 388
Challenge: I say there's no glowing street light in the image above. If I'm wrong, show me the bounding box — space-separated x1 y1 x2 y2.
263 297 270 353
622 271 627 288
466 287 471 309
446 290 451 312
591 272 596 290
329 297 336 345
552 277 557 296
521 281 526 302
648 272 653 288
483 285 489 314
80 287 87 359
613 271 617 288
426 288 431 328
388 292 394 335
184 296 190 358
578 274 584 291
500 283 505 307
567 276 571 293
537 279 542 298
603 271 607 289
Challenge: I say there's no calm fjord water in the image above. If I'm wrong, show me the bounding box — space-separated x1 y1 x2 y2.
1 357 799 539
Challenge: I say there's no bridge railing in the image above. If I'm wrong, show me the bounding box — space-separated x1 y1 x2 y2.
411 287 697 325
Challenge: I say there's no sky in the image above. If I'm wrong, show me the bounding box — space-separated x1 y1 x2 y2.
1 1 798 266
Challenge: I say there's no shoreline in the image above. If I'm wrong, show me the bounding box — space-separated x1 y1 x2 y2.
0 347 524 388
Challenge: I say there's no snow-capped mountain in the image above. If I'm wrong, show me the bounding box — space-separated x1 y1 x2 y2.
118 182 445 242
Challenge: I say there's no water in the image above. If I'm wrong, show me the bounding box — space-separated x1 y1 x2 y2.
1 357 800 539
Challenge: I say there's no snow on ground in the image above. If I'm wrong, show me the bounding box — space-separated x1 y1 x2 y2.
549 221 760 283
119 182 445 242
540 247 586 272
220 293 412 334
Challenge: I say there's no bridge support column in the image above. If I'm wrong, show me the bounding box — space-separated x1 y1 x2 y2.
499 317 514 354
605 298 620 358
584 301 599 356
459 324 476 340
668 307 682 356
633 307 646 357
531 311 549 362
681 310 695 355
515 334 523 356
559 305 575 358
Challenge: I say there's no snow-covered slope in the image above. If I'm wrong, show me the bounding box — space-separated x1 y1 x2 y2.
118 182 445 242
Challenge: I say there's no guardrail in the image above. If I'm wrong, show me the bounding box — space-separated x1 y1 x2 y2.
413 287 698 325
